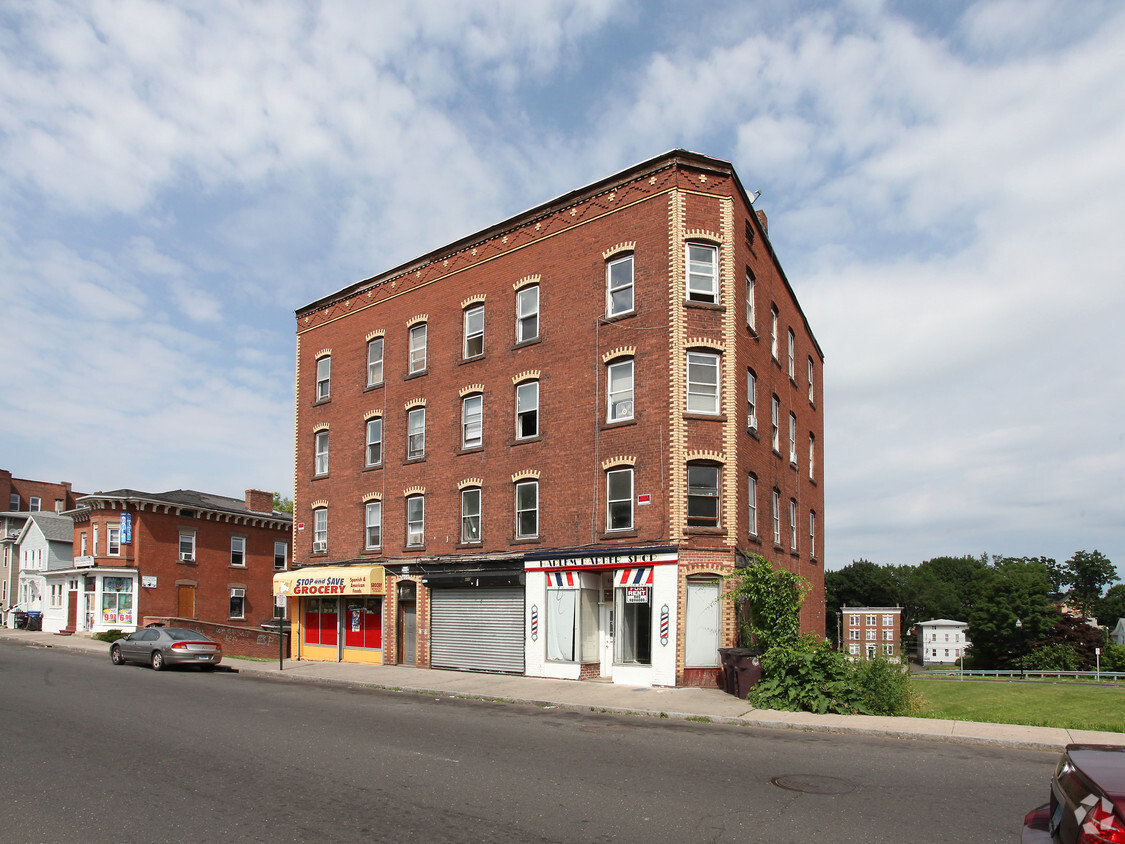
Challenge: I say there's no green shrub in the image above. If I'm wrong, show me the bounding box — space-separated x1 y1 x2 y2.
852 655 919 716
1100 643 1125 672
92 629 125 643
1022 643 1082 671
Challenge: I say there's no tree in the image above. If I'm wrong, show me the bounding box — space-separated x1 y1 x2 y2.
723 553 810 650
1096 583 1125 625
272 492 294 514
965 557 1054 668
825 559 898 641
1065 550 1117 618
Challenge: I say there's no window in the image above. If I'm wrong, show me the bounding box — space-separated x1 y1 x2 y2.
231 536 245 567
80 532 87 556
772 491 780 545
849 629 860 640
367 338 384 387
771 396 780 451
313 508 327 553
316 355 331 401
461 488 481 543
515 480 538 539
314 430 329 475
615 583 652 665
365 501 381 550
745 270 755 329
464 305 484 359
516 285 539 343
787 328 795 379
686 352 720 414
101 577 133 626
866 614 876 626
607 359 634 422
748 475 758 536
808 357 815 403
607 254 634 317
54 499 63 513
30 497 41 512
849 615 859 626
885 644 895 656
8 493 18 510
789 413 797 463
406 496 424 547
789 499 798 551
107 526 120 556
685 578 721 667
883 630 894 641
810 511 816 554
273 541 287 571
546 586 599 663
884 615 895 627
746 370 757 431
462 395 483 449
366 418 383 467
687 465 720 527
606 468 633 532
407 407 426 460
809 434 816 480
179 531 196 562
409 323 427 374
866 629 876 641
686 243 718 303
516 380 539 439
770 306 778 360
849 643 859 655
229 588 245 620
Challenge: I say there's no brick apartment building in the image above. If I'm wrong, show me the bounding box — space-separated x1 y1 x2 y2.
840 606 903 661
56 488 291 635
284 149 825 687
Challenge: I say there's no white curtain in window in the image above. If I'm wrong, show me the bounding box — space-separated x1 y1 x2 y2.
546 589 576 662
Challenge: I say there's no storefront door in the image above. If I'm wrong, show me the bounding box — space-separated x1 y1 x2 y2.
398 581 417 665
599 575 613 678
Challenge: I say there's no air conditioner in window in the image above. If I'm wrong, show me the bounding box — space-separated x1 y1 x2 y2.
231 588 245 598
312 541 327 553
180 553 193 562
615 400 634 419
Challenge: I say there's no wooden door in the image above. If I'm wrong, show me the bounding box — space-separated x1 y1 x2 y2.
177 585 195 618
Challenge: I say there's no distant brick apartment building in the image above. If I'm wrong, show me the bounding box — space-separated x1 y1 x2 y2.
841 606 903 661
284 149 825 686
57 488 291 634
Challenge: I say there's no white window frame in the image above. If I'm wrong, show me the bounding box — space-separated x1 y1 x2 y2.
179 531 196 562
607 254 634 317
365 501 382 550
686 243 718 303
273 541 288 571
230 536 246 567
366 418 383 467
866 614 877 626
809 434 815 480
810 511 816 555
606 467 634 532
107 525 120 556
883 629 894 641
772 491 780 545
367 338 384 387
462 394 483 449
29 496 41 512
771 396 780 452
516 380 539 439
516 285 539 343
406 496 425 547
407 407 426 460
748 475 758 536
687 465 720 527
515 480 538 539
789 412 797 464
607 359 634 423
747 370 757 432
409 323 427 374
464 305 484 359
745 271 755 329
461 488 481 544
686 351 720 414
787 328 795 379
884 614 895 627
316 355 331 401
229 588 245 620
808 357 815 403
314 430 329 476
313 509 327 553
789 499 798 551
770 307 778 360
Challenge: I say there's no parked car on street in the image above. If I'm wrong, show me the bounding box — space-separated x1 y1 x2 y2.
1022 744 1125 842
109 627 223 670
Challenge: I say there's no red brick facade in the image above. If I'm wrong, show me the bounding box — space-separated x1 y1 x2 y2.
294 150 825 682
1 469 82 514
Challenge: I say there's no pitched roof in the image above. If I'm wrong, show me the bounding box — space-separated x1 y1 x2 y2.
77 489 291 524
17 512 74 544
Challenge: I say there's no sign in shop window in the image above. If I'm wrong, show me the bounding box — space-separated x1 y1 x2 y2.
344 597 382 650
102 577 134 626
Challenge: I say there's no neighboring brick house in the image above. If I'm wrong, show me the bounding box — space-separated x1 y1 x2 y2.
0 469 82 514
61 488 291 635
841 607 902 661
284 149 826 687
916 618 970 665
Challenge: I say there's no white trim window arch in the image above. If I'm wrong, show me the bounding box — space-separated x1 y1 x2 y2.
606 357 634 423
516 284 539 343
606 466 634 532
367 337 384 387
516 379 539 439
464 304 484 359
316 354 331 401
365 416 383 467
313 508 328 553
461 393 483 450
687 463 721 528
408 322 427 374
365 500 382 550
746 368 758 432
686 241 719 304
515 479 539 539
407 406 426 460
606 252 634 317
461 487 482 544
314 429 329 475
686 350 720 415
406 495 425 547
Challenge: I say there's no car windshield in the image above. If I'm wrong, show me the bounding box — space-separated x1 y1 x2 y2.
165 629 210 642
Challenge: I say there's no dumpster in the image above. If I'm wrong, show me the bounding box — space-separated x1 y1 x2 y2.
718 647 763 698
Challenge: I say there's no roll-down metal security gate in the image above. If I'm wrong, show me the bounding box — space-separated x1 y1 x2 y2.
430 587 524 674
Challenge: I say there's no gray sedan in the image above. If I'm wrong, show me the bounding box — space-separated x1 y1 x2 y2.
110 627 223 670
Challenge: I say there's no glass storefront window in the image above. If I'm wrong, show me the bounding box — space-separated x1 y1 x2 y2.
614 587 651 665
546 588 598 663
101 577 134 626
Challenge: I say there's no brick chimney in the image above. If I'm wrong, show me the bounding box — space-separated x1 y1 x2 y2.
245 489 274 513
756 209 768 236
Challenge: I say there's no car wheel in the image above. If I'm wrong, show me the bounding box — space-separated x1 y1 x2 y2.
151 650 165 671
110 646 125 666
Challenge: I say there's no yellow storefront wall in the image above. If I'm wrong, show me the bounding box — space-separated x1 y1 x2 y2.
272 566 386 664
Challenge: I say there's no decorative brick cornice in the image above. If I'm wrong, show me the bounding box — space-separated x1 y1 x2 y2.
685 228 722 244
602 241 636 260
460 294 486 308
459 384 485 397
403 486 426 497
364 409 383 420
513 274 541 291
458 478 484 490
406 313 428 327
403 397 427 410
362 492 382 502
312 422 329 433
365 329 385 341
511 370 540 385
314 348 331 359
601 345 636 364
600 455 636 470
685 449 725 464
310 499 328 509
511 469 541 482
685 337 725 353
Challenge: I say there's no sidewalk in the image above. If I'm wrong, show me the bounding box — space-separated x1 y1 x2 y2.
3 627 1121 752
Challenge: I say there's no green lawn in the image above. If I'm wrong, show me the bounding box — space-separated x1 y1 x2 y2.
916 679 1125 733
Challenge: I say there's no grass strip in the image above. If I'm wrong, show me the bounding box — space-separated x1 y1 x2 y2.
917 680 1125 733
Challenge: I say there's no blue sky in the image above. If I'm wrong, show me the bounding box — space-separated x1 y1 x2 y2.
2 0 1123 577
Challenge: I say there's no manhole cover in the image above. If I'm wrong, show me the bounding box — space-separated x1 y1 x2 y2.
770 774 857 795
